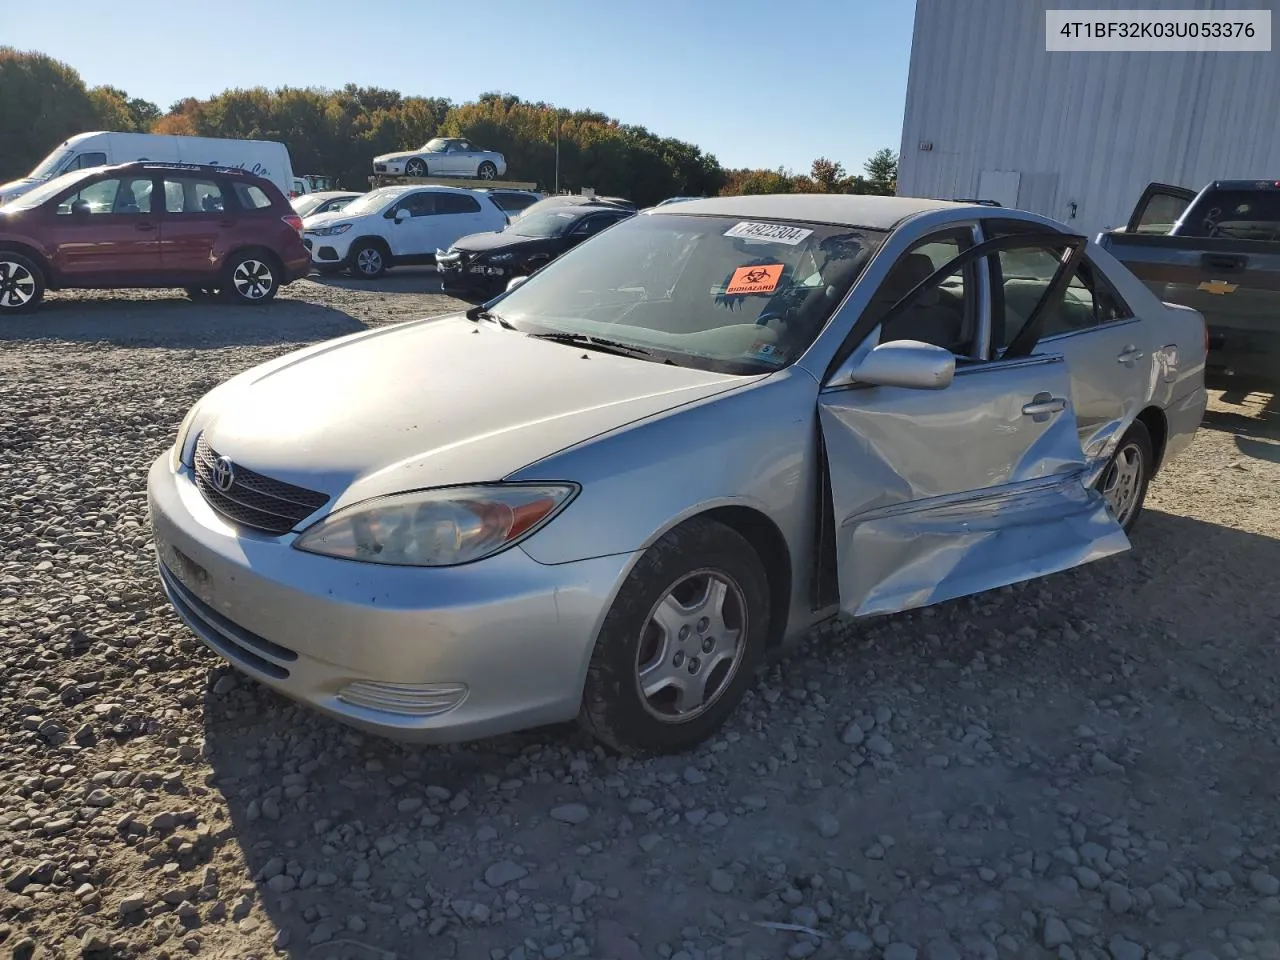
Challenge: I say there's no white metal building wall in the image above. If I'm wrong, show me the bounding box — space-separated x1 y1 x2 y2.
897 0 1280 239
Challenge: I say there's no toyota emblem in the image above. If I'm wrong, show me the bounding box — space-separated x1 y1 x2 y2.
211 456 236 492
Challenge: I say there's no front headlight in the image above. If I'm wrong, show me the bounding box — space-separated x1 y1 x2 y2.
293 483 578 567
311 223 352 237
169 402 203 472
488 253 515 263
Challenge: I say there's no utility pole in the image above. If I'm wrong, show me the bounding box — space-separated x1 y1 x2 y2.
554 115 560 195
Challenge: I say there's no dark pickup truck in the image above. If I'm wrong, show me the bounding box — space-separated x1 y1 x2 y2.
1098 179 1280 391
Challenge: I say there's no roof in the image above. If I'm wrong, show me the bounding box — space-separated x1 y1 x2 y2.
368 182 482 197
650 194 967 230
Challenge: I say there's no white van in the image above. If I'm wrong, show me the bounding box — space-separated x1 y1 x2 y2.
0 131 296 206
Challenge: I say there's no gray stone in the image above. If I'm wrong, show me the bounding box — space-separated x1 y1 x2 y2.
841 931 874 953
683 766 707 784
1043 917 1073 948
266 875 296 893
866 734 895 757
1074 866 1101 890
1108 887 1135 914
1092 752 1126 775
885 944 918 960
708 869 735 894
924 937 962 960
811 811 840 839
550 804 590 825
1251 871 1280 897
484 861 528 887
118 891 148 916
841 722 866 746
1109 936 1145 960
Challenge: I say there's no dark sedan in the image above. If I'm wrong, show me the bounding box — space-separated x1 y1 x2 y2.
436 204 634 298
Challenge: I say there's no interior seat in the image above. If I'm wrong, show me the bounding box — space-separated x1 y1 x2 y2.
874 253 965 351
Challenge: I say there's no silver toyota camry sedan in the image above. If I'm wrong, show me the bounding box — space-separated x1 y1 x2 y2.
148 194 1208 754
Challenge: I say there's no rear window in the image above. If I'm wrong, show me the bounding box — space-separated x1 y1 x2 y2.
492 193 536 212
436 193 481 215
233 183 274 211
1181 190 1280 241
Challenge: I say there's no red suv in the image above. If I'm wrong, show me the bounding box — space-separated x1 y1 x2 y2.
0 161 310 313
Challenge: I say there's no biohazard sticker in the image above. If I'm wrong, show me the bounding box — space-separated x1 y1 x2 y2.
725 264 784 295
724 221 814 245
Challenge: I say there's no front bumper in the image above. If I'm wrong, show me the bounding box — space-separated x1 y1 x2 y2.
146 454 638 743
436 251 511 293
373 160 406 175
303 233 354 266
1161 384 1208 467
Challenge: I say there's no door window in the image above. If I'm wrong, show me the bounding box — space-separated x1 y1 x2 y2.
164 178 225 214
868 232 976 356
390 192 438 218
66 152 108 172
232 183 273 210
993 243 1132 346
435 193 481 215
55 177 152 215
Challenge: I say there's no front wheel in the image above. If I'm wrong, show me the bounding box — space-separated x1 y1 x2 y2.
222 253 278 305
0 254 45 314
1097 420 1153 533
578 518 770 754
477 162 497 181
405 157 427 178
349 241 387 280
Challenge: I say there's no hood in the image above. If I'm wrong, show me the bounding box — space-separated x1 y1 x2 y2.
0 178 40 202
450 230 559 255
302 209 360 229
201 315 751 509
374 150 418 162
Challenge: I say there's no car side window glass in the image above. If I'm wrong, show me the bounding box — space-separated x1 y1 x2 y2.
232 183 273 210
407 193 437 217
56 178 120 215
870 234 975 356
67 152 107 172
436 194 481 215
1135 193 1192 234
164 178 224 214
994 245 1090 344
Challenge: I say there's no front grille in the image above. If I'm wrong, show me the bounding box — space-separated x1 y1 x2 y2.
374 163 387 173
193 434 329 535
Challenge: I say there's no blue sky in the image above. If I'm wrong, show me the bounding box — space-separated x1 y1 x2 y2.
6 0 916 174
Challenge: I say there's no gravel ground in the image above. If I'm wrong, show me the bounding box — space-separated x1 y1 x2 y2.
2 273 1279 960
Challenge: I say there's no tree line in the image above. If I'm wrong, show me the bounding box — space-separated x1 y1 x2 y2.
0 48 897 207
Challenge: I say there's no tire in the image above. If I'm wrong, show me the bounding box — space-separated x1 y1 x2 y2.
221 252 279 305
477 162 498 181
405 157 427 178
348 241 387 280
1096 419 1153 533
578 517 770 755
0 253 45 314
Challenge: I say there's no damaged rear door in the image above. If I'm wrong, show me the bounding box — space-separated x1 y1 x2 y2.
817 230 1130 618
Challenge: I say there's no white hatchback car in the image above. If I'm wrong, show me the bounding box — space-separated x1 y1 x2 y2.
301 185 507 279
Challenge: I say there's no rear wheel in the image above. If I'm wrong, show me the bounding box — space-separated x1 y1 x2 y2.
222 252 279 305
1097 419 1153 533
405 157 427 178
349 241 387 280
578 518 769 754
477 162 498 181
0 254 45 314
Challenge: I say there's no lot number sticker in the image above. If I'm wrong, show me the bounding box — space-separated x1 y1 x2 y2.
724 221 814 245
726 264 784 295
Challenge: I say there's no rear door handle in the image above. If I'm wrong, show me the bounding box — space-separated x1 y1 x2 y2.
1202 253 1247 272
135 222 155 232
1022 393 1067 418
1116 346 1145 364
218 220 235 228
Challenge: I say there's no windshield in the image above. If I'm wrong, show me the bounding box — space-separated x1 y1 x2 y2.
29 148 72 180
422 138 449 153
3 168 96 211
512 210 579 238
493 213 886 374
329 188 398 218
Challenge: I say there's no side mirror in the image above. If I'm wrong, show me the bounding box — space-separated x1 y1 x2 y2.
394 208 411 224
828 339 956 391
506 275 529 292
70 199 92 216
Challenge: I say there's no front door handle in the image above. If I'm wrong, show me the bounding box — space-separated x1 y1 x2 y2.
134 222 155 232
1116 346 1145 365
1022 393 1067 418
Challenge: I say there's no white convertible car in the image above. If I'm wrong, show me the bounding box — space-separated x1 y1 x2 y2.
373 138 508 181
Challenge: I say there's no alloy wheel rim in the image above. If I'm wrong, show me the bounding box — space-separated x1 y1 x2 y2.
1101 442 1144 526
406 159 426 177
0 261 36 308
480 165 496 180
232 260 273 300
357 248 382 275
634 569 747 723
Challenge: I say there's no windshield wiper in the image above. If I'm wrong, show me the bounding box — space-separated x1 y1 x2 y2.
526 331 671 363
465 305 515 329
